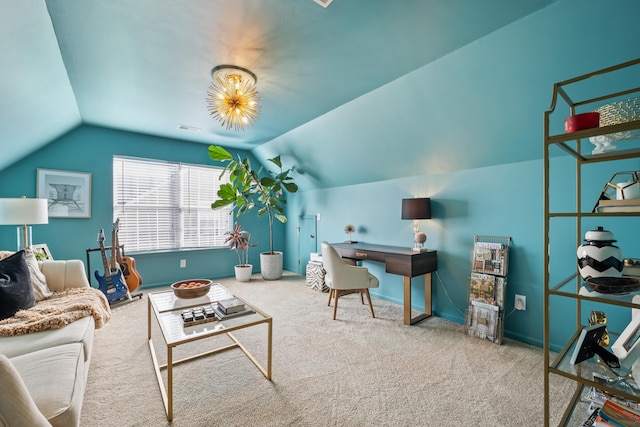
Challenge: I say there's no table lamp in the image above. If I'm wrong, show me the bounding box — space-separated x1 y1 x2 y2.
0 197 49 250
401 197 431 251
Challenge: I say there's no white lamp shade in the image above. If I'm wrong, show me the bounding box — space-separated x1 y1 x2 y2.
0 198 49 225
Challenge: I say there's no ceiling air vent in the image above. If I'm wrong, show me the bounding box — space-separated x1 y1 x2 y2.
313 0 333 8
178 124 201 133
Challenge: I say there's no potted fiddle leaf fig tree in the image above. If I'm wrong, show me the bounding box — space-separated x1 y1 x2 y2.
224 222 255 282
209 145 298 280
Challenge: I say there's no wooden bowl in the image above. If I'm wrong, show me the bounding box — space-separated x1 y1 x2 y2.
584 276 640 295
171 279 212 299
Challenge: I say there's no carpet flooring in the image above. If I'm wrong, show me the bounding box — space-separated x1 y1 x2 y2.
80 272 572 426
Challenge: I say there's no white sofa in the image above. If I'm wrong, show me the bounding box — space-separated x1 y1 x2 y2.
0 260 98 427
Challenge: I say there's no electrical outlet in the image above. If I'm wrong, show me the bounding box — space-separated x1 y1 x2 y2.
316 213 321 221
180 259 186 268
515 294 526 311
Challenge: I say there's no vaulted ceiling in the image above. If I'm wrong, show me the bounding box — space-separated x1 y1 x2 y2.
1 0 558 172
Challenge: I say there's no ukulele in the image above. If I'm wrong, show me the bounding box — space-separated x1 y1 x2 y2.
113 219 142 292
94 228 129 302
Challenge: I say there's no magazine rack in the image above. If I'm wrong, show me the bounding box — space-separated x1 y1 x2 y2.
466 235 511 345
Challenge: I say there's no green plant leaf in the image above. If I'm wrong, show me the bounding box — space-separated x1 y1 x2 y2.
283 182 298 192
260 176 275 187
274 213 287 223
208 145 233 162
217 183 237 199
211 199 233 209
268 155 282 168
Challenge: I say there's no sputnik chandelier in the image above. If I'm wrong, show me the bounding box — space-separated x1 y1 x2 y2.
206 65 261 131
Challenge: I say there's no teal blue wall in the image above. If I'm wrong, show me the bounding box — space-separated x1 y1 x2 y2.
287 160 546 344
268 0 640 349
0 125 281 287
1 0 639 352
284 155 640 349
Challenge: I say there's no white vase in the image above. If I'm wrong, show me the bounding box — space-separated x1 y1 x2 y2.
260 252 283 280
577 227 624 279
234 264 253 282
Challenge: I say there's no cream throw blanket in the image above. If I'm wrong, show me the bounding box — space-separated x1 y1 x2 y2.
0 288 111 336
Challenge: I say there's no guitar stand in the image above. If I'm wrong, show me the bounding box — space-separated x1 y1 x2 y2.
107 290 143 306
86 246 143 304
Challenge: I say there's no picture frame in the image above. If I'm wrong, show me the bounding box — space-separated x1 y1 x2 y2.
31 244 53 261
612 313 640 369
37 169 92 218
571 324 619 368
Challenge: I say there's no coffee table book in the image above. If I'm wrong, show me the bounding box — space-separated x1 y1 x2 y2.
212 304 254 320
217 297 246 314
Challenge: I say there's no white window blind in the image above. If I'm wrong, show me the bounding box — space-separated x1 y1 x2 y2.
113 156 231 252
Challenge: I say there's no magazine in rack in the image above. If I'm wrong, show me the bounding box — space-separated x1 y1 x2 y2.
467 235 510 344
472 241 508 276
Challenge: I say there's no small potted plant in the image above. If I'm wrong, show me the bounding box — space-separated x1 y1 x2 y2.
224 223 255 282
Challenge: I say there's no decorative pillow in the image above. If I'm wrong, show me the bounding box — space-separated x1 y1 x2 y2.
23 248 53 302
0 251 35 321
0 249 53 302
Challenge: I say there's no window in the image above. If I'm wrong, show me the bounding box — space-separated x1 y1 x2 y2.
113 156 232 252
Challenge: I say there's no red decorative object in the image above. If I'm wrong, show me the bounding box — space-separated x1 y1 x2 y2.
564 112 600 133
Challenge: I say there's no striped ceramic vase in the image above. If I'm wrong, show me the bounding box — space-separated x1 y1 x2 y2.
577 226 624 279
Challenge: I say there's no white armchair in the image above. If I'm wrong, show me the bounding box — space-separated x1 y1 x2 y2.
321 242 379 320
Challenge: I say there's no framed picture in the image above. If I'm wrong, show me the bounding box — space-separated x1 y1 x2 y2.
32 244 53 261
571 323 620 368
612 313 640 369
37 169 92 218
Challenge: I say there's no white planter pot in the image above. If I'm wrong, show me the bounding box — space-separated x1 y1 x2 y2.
260 252 283 280
234 264 253 282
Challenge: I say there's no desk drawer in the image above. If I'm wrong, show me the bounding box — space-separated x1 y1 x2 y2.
337 247 385 263
386 252 437 277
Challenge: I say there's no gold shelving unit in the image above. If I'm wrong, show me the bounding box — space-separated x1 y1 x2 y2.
543 57 640 426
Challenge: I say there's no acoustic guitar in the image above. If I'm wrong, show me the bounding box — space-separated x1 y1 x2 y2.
94 228 129 302
113 219 142 292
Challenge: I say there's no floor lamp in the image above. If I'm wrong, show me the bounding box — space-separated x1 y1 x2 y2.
0 197 49 250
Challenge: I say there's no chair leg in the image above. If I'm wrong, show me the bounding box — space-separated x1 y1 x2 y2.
327 289 333 306
332 290 339 320
359 290 364 304
365 289 375 318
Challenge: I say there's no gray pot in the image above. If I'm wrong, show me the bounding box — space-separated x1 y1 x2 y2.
260 252 283 280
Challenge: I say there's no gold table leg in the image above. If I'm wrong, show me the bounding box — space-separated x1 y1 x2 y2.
167 346 173 421
403 273 433 325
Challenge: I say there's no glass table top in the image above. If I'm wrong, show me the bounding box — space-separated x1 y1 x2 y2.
149 284 270 345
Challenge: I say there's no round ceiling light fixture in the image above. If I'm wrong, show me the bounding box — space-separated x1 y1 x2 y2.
206 65 261 132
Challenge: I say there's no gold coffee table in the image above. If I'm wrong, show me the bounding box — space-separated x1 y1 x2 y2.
147 284 272 421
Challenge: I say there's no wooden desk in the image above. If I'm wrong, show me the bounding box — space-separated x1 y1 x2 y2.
331 243 438 325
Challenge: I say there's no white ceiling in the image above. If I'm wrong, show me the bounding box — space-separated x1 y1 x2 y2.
0 0 558 172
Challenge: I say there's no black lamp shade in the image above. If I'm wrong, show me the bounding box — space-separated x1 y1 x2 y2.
401 198 431 220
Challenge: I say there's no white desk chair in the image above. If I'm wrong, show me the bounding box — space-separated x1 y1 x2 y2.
321 241 379 320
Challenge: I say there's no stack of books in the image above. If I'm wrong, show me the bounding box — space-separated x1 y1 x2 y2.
213 297 253 319
595 199 640 213
580 373 640 426
592 398 640 426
